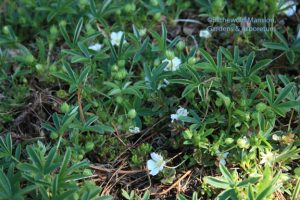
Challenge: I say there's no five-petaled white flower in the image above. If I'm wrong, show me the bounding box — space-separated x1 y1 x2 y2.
216 150 229 165
260 150 276 166
171 106 189 123
280 0 297 16
199 29 211 38
147 152 166 176
129 126 140 134
110 31 127 46
162 57 181 71
88 43 102 51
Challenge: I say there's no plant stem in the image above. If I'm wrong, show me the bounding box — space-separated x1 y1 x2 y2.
77 88 85 123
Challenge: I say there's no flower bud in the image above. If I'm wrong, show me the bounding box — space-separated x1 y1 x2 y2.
85 142 95 151
188 57 197 65
60 102 70 113
2 26 10 35
225 138 234 145
116 96 123 104
112 64 119 72
128 109 137 119
153 13 162 21
117 60 126 67
165 50 175 60
237 137 250 149
255 102 267 112
176 41 185 51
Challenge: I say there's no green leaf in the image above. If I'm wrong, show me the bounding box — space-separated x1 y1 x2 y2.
277 100 300 109
73 17 83 44
59 23 72 47
63 60 77 81
233 46 239 63
219 164 234 184
141 190 150 200
237 177 260 187
247 185 255 200
0 170 12 197
97 195 113 200
59 148 72 176
161 23 167 52
89 0 97 16
263 42 288 51
78 41 91 58
26 146 43 171
266 75 275 102
44 147 58 174
220 47 233 61
216 189 238 200
286 50 295 64
78 66 91 84
199 48 217 69
177 194 188 200
90 125 114 133
274 29 289 48
217 48 222 68
274 83 294 105
133 37 150 63
250 59 272 76
245 52 255 76
182 84 198 97
204 177 230 189
292 178 300 200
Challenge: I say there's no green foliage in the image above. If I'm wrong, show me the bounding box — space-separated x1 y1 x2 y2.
1 0 300 199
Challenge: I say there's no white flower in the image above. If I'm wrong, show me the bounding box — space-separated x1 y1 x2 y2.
280 1 296 16
110 31 127 46
162 57 181 71
216 150 229 165
129 126 140 134
260 150 276 166
170 106 189 123
88 43 102 51
199 29 211 38
272 134 281 141
147 153 166 176
157 79 170 90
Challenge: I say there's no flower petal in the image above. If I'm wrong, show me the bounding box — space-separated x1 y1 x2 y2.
147 160 156 170
149 167 159 176
220 159 226 165
150 152 162 162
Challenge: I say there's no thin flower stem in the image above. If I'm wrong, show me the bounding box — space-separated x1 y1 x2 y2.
174 19 202 24
165 159 187 169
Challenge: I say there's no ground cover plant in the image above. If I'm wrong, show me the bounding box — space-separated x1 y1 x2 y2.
0 0 300 199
